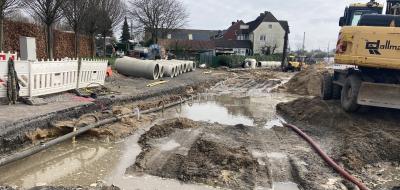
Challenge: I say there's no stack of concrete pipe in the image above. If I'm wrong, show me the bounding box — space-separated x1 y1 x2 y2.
116 57 196 80
257 61 281 69
116 57 161 80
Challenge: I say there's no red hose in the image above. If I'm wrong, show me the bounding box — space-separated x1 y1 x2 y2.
283 123 370 190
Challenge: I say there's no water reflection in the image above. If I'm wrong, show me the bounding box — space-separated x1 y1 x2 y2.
171 93 297 128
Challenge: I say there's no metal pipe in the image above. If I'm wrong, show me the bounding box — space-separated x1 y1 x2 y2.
115 57 160 80
0 97 192 167
283 123 370 190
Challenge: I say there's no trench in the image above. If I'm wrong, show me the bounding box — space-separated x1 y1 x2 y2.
0 78 304 190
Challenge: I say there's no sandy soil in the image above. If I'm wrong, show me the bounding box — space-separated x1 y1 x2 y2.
283 64 330 96
277 97 400 190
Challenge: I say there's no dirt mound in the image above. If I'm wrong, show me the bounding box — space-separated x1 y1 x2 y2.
130 119 271 190
277 97 400 189
285 64 330 96
175 137 264 189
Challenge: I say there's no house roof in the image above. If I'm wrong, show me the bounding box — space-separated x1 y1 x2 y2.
247 11 279 32
223 20 245 40
278 20 290 33
240 11 290 34
158 39 215 51
166 29 221 41
214 40 252 49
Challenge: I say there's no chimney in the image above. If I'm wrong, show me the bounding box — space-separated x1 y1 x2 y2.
232 21 235 25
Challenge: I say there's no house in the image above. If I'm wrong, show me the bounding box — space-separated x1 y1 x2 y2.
149 29 222 41
214 40 252 56
236 11 290 55
158 39 215 60
155 11 289 57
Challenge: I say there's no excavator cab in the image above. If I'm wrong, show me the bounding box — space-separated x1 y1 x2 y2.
339 0 383 26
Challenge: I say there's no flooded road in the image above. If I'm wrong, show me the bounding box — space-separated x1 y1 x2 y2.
0 78 301 190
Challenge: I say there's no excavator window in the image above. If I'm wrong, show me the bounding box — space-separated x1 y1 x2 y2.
358 14 400 26
351 10 381 25
352 12 364 25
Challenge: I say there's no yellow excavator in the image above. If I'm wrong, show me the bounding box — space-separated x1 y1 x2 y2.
321 0 400 112
283 55 304 72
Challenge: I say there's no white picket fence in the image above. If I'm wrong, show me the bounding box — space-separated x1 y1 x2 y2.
0 57 108 98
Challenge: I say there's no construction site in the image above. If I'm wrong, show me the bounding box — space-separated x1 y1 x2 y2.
1 0 400 190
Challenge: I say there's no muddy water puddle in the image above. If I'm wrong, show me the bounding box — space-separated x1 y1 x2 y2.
165 93 298 128
0 122 219 190
0 81 301 189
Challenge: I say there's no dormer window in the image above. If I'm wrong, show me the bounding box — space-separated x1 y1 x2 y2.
240 25 249 29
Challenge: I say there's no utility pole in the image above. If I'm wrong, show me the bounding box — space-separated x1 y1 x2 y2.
302 32 306 54
327 42 330 58
130 19 134 40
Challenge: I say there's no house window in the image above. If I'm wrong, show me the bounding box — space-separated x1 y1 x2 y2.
167 34 172 39
269 24 272 29
260 35 266 41
188 34 193 40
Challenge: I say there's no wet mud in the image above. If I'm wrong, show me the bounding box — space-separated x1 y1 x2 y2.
277 97 400 190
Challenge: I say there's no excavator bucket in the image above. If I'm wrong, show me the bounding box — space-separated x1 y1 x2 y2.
357 82 400 109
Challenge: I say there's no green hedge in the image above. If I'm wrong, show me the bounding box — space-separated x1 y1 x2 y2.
209 54 283 68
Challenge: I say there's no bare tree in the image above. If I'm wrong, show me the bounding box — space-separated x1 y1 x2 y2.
21 0 66 59
82 0 101 57
0 0 20 51
62 0 89 58
97 0 124 57
129 0 188 44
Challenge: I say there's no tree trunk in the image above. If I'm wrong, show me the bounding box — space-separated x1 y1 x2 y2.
46 24 54 59
0 18 4 52
74 32 80 58
103 35 106 58
90 33 96 58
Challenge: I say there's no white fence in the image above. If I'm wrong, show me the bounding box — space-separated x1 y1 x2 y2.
0 58 108 98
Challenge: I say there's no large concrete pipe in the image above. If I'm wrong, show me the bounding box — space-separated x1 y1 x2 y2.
159 65 165 78
187 61 193 72
179 63 183 75
116 57 160 80
257 61 281 69
183 62 188 73
160 63 176 78
174 65 179 77
192 61 197 71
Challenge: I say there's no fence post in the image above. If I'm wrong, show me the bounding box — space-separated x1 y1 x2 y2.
28 61 33 98
76 58 81 89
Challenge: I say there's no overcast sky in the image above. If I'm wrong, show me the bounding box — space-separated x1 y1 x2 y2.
180 0 386 51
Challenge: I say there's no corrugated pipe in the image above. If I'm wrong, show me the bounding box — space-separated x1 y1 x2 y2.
0 97 189 167
283 123 370 190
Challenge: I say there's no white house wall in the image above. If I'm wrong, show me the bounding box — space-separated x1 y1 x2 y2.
252 22 285 54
